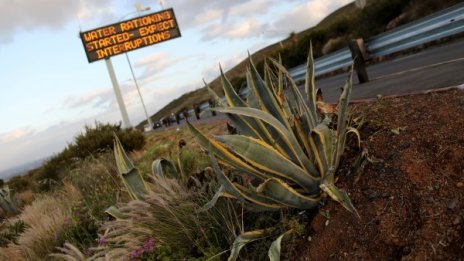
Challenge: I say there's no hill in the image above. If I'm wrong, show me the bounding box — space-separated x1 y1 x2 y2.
136 0 464 129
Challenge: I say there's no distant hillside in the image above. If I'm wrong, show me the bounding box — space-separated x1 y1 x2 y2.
136 0 464 129
0 157 48 180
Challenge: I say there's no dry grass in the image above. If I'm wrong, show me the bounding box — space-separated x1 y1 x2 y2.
135 120 227 176
16 190 36 207
0 184 82 260
93 175 239 259
322 36 348 54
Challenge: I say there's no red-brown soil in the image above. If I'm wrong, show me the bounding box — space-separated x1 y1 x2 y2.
299 88 464 260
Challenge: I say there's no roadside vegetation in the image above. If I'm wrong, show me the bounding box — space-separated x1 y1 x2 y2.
1 1 463 260
1 46 365 260
2 50 464 259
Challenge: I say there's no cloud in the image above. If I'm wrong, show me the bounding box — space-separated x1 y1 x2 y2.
228 1 275 17
0 113 120 176
268 0 353 37
62 88 114 110
135 52 178 86
134 52 200 87
193 9 223 25
201 18 264 41
133 0 264 40
0 0 114 44
0 127 36 143
190 1 276 41
169 0 249 27
59 49 189 118
201 53 246 81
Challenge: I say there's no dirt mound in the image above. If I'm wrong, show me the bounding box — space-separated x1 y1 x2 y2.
299 88 464 260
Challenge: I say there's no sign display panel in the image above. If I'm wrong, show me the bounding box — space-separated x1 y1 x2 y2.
80 8 181 63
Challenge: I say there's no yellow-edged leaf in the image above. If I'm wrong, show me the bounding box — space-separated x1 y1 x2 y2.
217 135 319 193
257 178 319 209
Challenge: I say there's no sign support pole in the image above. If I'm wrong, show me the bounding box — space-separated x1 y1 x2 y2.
105 58 132 128
125 53 153 128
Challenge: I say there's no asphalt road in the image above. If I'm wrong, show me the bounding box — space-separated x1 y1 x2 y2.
157 37 464 129
318 37 464 102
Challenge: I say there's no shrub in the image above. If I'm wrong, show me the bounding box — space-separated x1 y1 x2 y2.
37 122 145 189
77 136 241 260
72 123 145 158
64 153 122 221
322 36 349 55
7 176 35 194
57 153 123 251
15 191 35 208
355 0 411 38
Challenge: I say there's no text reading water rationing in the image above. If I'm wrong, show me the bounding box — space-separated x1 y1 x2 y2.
80 8 181 63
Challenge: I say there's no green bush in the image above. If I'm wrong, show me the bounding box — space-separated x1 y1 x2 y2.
7 176 35 193
355 0 411 38
37 122 145 189
0 220 27 247
44 153 123 252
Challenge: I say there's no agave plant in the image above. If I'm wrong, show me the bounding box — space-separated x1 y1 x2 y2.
0 185 19 216
188 46 361 259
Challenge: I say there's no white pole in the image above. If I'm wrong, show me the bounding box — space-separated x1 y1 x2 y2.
105 58 132 128
125 53 153 127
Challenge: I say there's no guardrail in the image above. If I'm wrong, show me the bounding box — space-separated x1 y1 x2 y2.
288 47 352 81
157 2 464 127
367 2 464 56
290 2 464 82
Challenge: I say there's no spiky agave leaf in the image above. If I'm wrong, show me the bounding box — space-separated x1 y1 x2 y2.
333 74 353 172
210 107 319 177
308 123 335 179
151 158 178 179
207 153 284 211
105 205 129 220
320 183 359 217
304 41 319 124
268 57 317 130
113 135 148 200
257 178 320 209
268 229 294 261
216 135 318 193
228 228 277 261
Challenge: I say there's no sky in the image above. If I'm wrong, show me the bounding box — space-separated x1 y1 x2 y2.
0 0 353 176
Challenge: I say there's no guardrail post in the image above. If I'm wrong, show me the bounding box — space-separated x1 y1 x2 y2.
183 108 190 121
349 38 369 83
209 99 216 116
194 105 201 120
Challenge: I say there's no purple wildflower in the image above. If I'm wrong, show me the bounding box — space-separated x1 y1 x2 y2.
63 217 70 225
129 249 144 259
97 235 108 245
130 238 156 258
142 237 156 253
